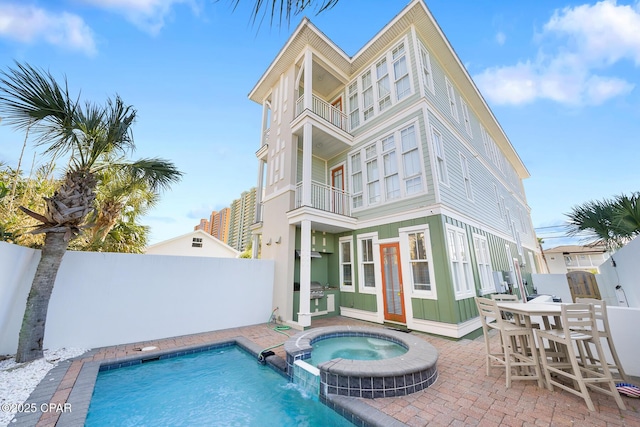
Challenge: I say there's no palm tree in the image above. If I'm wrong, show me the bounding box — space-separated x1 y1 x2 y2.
230 0 339 26
0 62 183 362
565 192 640 252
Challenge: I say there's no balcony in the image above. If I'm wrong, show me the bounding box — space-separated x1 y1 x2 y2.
295 181 351 217
295 94 350 134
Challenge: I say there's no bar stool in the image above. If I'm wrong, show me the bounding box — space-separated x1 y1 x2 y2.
575 298 629 382
475 297 543 388
536 303 626 411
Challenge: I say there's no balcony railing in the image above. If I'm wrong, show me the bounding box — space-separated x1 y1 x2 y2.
295 181 351 216
295 94 350 133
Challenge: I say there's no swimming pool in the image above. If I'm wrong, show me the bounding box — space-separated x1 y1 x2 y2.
85 345 353 426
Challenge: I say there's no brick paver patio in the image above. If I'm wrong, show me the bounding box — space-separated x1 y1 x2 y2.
16 316 640 426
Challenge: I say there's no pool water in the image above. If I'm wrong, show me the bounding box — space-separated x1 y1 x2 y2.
309 336 406 366
85 346 353 426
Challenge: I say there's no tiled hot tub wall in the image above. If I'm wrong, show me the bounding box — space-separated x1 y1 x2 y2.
284 326 439 400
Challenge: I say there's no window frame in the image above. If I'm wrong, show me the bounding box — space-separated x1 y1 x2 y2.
445 77 459 122
349 122 426 211
459 152 473 201
473 234 495 295
357 232 378 295
418 40 434 94
431 126 448 186
399 225 437 299
460 98 472 136
339 236 354 292
446 224 475 300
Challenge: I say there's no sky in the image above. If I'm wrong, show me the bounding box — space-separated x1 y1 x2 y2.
1 0 639 248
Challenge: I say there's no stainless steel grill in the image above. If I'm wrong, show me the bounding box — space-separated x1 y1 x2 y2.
310 281 324 299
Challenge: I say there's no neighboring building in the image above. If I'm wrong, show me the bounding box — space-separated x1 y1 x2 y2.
194 218 211 234
249 0 539 336
228 188 257 252
544 245 609 274
146 230 240 258
211 207 231 244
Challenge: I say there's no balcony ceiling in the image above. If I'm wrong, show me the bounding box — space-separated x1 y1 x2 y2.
296 125 350 160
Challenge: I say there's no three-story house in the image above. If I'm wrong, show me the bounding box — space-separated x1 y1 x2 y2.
249 0 540 337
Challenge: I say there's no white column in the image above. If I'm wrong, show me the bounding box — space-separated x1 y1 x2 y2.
303 50 312 111
255 160 264 223
298 219 312 327
261 101 269 145
302 123 312 206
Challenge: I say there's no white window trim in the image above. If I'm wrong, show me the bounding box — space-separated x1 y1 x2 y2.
350 121 426 212
431 126 449 186
339 236 354 292
445 77 459 122
461 99 472 136
357 232 379 295
399 225 437 299
345 37 413 130
473 234 495 295
418 40 434 94
446 224 475 300
459 152 473 201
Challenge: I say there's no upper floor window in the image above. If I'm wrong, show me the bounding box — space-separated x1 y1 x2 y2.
418 41 434 93
459 153 473 200
392 43 410 100
348 82 360 129
461 99 472 136
350 123 425 210
445 78 459 122
431 127 448 185
346 39 412 129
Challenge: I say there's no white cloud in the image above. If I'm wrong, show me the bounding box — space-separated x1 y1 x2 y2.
0 3 96 55
79 0 200 35
495 31 506 46
475 1 640 106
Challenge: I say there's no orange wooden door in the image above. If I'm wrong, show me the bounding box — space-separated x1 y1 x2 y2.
380 242 406 323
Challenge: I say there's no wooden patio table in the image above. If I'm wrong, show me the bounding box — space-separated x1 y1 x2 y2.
496 301 563 330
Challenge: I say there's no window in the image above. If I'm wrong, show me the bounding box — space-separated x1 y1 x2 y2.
418 41 434 93
362 71 374 121
473 234 494 294
376 59 391 112
461 99 472 136
459 153 472 200
564 255 572 266
446 225 474 299
401 126 423 194
445 78 459 121
192 237 203 248
408 232 431 291
350 153 363 208
358 236 376 292
382 136 400 200
392 43 410 100
339 237 353 290
349 123 425 209
344 39 412 128
365 144 380 204
432 127 448 185
348 81 359 129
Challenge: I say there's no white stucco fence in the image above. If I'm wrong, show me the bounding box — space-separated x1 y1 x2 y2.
0 241 274 355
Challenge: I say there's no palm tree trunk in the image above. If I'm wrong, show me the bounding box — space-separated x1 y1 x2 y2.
15 232 69 363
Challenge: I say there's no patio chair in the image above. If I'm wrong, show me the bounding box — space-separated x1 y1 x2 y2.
475 297 543 388
536 303 626 411
574 298 629 383
491 293 540 329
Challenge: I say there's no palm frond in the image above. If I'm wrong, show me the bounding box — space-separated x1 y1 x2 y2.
119 158 183 192
227 0 339 27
